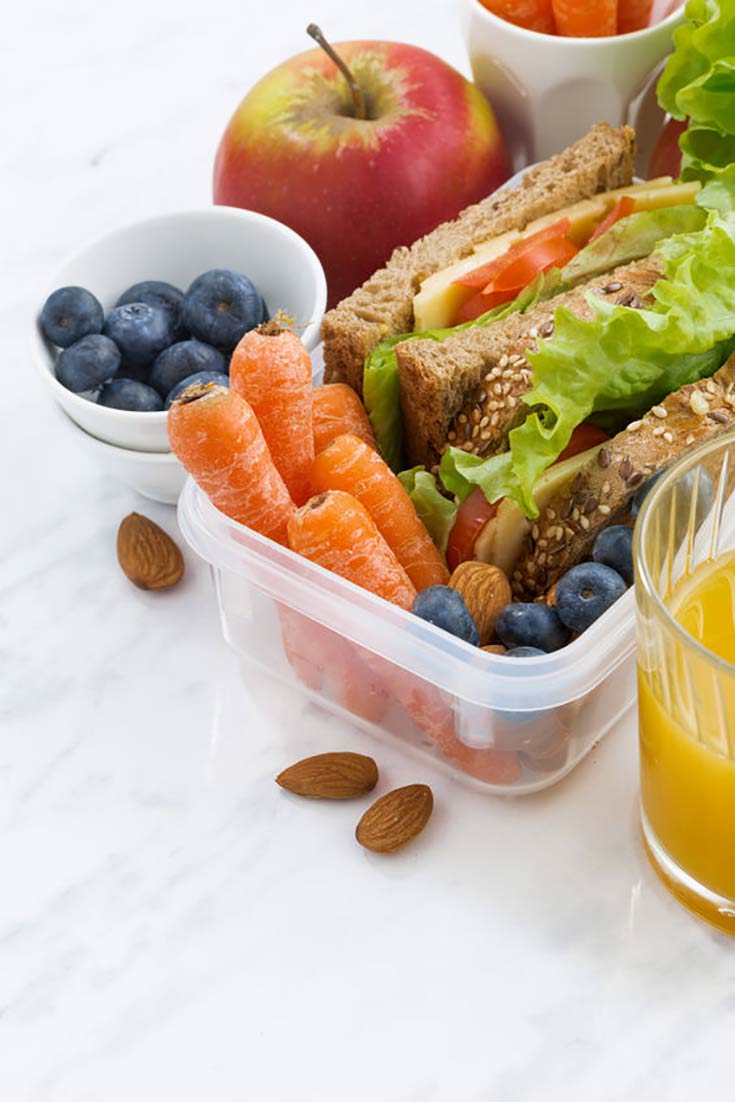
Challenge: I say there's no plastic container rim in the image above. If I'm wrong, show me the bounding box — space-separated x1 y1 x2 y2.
178 476 637 711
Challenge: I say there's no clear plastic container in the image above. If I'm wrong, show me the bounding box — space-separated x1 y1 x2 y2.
178 477 638 796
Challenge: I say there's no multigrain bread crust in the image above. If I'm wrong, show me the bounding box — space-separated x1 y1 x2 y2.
512 355 735 601
397 256 664 468
321 124 637 394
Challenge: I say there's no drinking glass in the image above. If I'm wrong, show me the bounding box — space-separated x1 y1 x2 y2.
634 432 735 934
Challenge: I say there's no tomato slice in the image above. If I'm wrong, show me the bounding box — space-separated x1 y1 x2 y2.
454 288 511 324
484 236 579 296
454 218 572 290
556 421 610 464
588 196 636 244
445 422 610 567
446 488 499 573
454 234 579 325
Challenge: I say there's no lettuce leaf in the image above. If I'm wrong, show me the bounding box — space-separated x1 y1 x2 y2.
363 271 562 471
397 467 458 555
658 0 735 212
441 212 735 517
363 205 702 470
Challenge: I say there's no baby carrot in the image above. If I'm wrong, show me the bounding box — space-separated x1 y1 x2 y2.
479 0 556 34
364 650 522 785
617 0 652 33
553 0 617 36
167 383 294 545
310 434 450 592
278 606 389 724
287 490 417 610
312 384 376 455
230 323 314 506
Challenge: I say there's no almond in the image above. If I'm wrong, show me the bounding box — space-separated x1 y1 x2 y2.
276 752 378 799
448 562 511 645
117 513 185 591
356 784 433 853
482 644 506 655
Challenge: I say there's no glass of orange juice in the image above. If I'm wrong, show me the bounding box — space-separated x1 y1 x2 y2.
635 433 735 934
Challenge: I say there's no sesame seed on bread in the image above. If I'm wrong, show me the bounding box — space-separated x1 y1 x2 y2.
512 354 735 600
321 123 637 396
398 256 664 469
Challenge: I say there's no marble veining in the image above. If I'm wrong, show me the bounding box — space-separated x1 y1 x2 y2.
3 0 735 1098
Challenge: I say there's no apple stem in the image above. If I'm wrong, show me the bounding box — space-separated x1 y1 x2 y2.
306 23 367 121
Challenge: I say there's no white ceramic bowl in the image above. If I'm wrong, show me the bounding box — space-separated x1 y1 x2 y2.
55 406 187 504
33 207 328 453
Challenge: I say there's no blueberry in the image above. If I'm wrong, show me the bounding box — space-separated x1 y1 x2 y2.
116 280 187 341
103 303 175 370
593 525 634 585
182 269 263 351
164 371 230 409
631 471 663 520
150 340 228 398
55 334 120 392
555 562 627 633
41 286 104 348
98 378 163 412
412 586 480 646
504 646 546 658
633 466 715 525
495 604 570 653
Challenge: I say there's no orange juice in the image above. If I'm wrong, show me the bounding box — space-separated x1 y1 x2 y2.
639 551 735 932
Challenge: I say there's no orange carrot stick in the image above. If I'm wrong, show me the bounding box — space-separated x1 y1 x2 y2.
617 0 653 33
229 323 314 505
287 490 417 610
310 434 450 592
277 606 389 723
312 384 376 455
167 383 294 544
479 0 556 33
364 650 522 785
553 0 617 36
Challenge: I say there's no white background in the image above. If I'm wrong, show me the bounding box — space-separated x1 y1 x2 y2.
3 1 735 1099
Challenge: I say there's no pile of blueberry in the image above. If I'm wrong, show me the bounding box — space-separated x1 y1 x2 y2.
412 520 638 657
40 270 267 412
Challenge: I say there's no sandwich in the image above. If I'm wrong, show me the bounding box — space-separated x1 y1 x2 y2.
318 3 735 598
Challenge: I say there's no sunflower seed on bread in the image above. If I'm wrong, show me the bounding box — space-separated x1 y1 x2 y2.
321 124 636 395
396 256 663 468
512 354 735 600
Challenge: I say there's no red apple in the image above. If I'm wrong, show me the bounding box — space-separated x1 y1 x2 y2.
649 116 688 180
213 37 510 307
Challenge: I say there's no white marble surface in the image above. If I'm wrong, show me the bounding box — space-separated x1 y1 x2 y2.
4 1 735 1098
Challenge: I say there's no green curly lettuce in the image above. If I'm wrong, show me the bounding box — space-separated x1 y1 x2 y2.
658 0 735 212
363 271 562 471
397 468 458 556
440 212 735 517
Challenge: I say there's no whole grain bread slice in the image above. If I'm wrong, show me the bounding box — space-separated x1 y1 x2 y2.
321 123 636 394
397 256 664 468
512 355 735 600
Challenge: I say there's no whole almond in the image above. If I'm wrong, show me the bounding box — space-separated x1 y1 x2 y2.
117 513 185 590
449 562 511 645
482 644 506 655
356 784 433 853
276 752 378 799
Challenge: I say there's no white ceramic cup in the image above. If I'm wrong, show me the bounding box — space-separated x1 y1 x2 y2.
465 0 685 171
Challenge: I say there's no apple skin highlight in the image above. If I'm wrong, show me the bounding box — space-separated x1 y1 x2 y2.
213 41 510 306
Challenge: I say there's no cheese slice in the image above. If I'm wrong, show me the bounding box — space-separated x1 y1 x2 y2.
473 444 604 576
413 178 699 332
